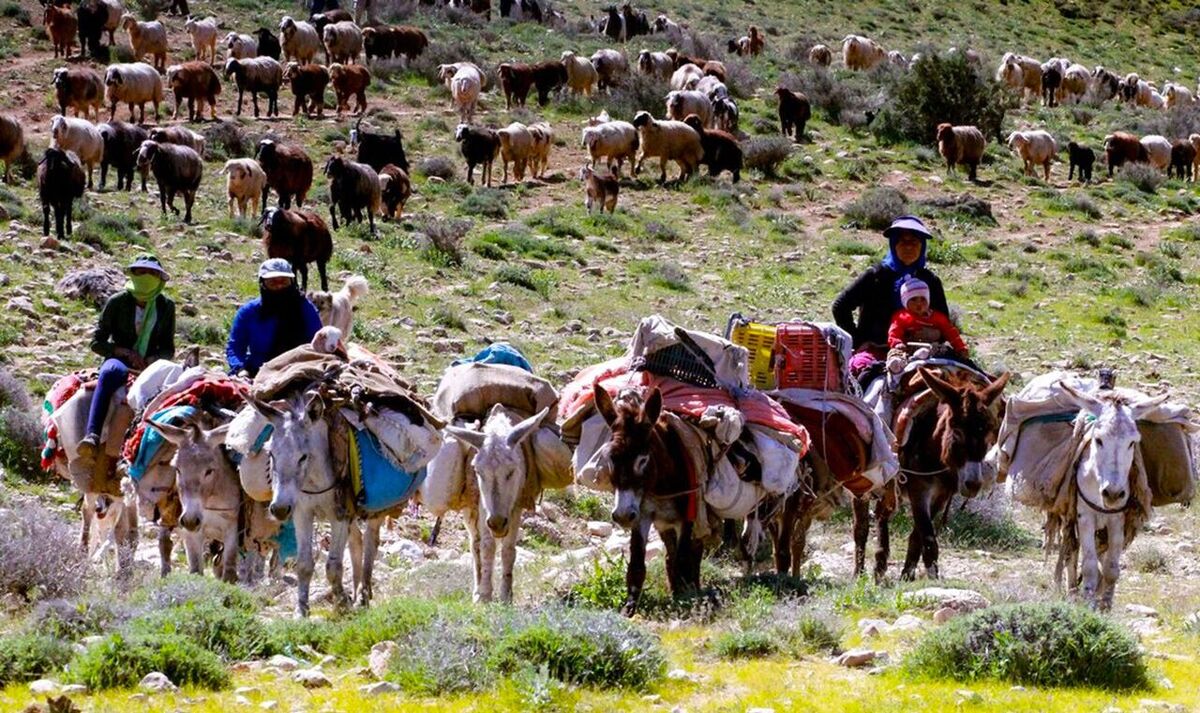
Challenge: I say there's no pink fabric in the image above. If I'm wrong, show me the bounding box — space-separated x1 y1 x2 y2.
848 350 879 374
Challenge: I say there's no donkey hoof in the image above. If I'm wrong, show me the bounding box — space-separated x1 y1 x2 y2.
900 569 917 582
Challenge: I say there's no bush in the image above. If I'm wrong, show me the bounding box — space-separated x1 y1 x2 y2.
129 599 271 661
416 216 471 267
263 618 336 658
179 317 224 346
565 553 627 610
328 597 442 657
713 629 778 659
495 265 552 297
32 596 131 641
0 0 30 26
742 136 795 178
416 156 456 180
0 633 73 686
71 632 230 691
778 67 871 126
201 121 253 159
388 615 496 694
604 73 670 122
843 186 908 230
138 573 260 615
0 503 86 602
461 188 510 219
905 602 1149 690
871 54 1012 144
1118 163 1164 194
0 369 41 479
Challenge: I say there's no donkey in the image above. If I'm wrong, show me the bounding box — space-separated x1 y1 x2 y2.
129 432 183 578
594 385 702 616
442 404 550 604
856 368 1009 581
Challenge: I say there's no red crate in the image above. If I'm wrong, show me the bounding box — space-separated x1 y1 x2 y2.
774 322 842 391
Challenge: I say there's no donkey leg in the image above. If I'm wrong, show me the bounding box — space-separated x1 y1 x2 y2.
1099 518 1124 611
921 488 952 579
360 518 381 607
294 512 316 618
902 487 933 581
622 519 651 617
1076 511 1100 607
80 498 93 554
221 520 240 583
875 493 895 581
477 508 497 603
661 526 681 595
679 520 698 592
347 521 364 604
182 530 205 575
498 511 522 604
792 503 818 577
851 496 870 577
116 505 138 586
773 493 797 576
465 508 485 602
326 518 352 611
158 525 174 578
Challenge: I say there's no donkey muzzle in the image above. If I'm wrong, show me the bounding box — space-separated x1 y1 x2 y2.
486 514 509 537
180 511 202 531
269 503 292 521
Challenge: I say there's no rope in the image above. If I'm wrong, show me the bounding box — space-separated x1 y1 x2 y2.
1075 471 1135 515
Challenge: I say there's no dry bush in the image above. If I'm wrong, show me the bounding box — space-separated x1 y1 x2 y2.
0 502 86 602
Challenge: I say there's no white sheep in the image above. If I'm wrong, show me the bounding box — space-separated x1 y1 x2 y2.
632 110 702 183
98 0 124 45
887 50 909 69
437 62 483 91
1007 129 1057 180
528 121 553 179
670 63 703 91
121 14 167 71
104 61 163 123
1141 135 1172 170
652 14 685 45
665 89 712 127
690 74 727 100
279 16 320 64
841 34 885 71
50 115 102 189
219 158 267 218
637 50 673 81
581 113 639 178
561 51 599 96
1059 63 1090 104
590 48 627 90
497 122 535 184
996 52 1042 101
184 16 219 64
1164 82 1193 108
449 65 482 122
322 21 363 65
224 32 257 61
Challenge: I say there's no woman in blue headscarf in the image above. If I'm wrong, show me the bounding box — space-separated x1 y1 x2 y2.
832 216 948 381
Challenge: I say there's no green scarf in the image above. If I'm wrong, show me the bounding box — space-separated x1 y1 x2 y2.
127 275 164 358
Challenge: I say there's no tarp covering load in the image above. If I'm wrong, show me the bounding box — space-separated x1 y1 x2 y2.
996 372 1197 509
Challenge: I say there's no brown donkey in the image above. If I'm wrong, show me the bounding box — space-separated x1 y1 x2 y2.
594 385 702 616
854 368 1009 581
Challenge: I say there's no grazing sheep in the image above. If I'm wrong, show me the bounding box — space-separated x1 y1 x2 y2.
362 25 428 62
1165 82 1194 109
98 120 148 191
808 44 832 66
253 28 281 60
1091 66 1120 101
323 155 380 234
353 118 408 172
121 14 167 71
579 165 618 213
224 56 283 118
689 75 727 100
631 110 702 183
887 50 909 69
497 61 566 108
561 50 599 96
1119 73 1158 107
936 123 985 181
670 63 704 91
149 126 205 157
378 164 411 219
1103 132 1147 177
219 158 267 217
447 64 483 122
166 61 221 121
1169 140 1195 181
0 116 23 184
1140 134 1172 171
49 115 102 189
38 147 86 239
309 9 352 36
1066 141 1094 183
581 111 639 177
496 122 536 183
448 0 491 22
54 67 105 121
499 0 542 22
135 139 203 222
329 63 370 117
455 124 500 187
701 60 727 82
224 32 257 60
1007 130 1056 180
1040 64 1062 107
841 34 885 71
590 48 627 90
651 14 685 45
637 50 673 80
256 139 313 208
184 16 219 64
683 114 741 182
322 21 363 66
1060 64 1090 104
712 96 738 133
527 121 552 179
665 89 712 127
76 0 122 56
279 16 321 64
262 208 332 291
996 53 1042 102
775 86 810 142
44 5 77 60
283 62 330 118
104 62 162 123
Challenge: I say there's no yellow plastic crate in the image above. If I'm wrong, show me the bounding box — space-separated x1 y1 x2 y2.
730 320 777 390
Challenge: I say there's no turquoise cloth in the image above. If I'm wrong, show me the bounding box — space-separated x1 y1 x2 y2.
273 518 297 562
452 342 533 373
354 428 427 514
128 406 197 481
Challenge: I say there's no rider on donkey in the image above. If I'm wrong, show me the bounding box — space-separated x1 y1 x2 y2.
226 258 323 380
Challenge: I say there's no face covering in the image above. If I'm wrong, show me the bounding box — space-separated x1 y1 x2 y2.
127 274 164 358
259 281 309 359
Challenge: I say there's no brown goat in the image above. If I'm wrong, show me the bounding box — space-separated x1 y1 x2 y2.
936 123 986 181
579 165 618 214
44 5 78 59
1103 131 1147 178
167 61 221 121
54 67 105 120
0 115 24 184
498 61 565 108
283 62 329 118
262 207 332 292
329 63 370 117
1169 140 1196 181
256 139 313 208
378 163 411 219
362 25 428 61
775 87 811 142
683 114 742 182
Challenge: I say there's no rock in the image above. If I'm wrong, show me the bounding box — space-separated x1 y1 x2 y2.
933 607 960 624
266 654 299 671
233 687 260 696
40 236 60 250
293 669 332 688
259 702 278 711
835 648 879 667
139 672 177 693
900 587 990 612
987 300 1006 310
29 679 59 695
360 681 402 696
666 668 707 684
128 693 148 702
587 520 613 538
368 641 398 680
381 538 424 561
955 689 983 704
1137 700 1184 712
59 685 88 695
6 296 35 317
1126 604 1159 618
236 695 252 706
891 614 925 631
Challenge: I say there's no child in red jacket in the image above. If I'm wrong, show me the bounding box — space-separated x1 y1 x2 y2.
888 276 968 356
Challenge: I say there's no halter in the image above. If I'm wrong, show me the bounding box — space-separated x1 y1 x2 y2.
267 452 339 497
1074 469 1134 515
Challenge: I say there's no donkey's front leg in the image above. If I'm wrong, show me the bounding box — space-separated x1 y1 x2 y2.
622 518 652 617
181 529 205 574
476 508 497 603
1076 509 1100 607
326 518 352 611
294 511 316 618
1098 516 1124 611
347 520 364 604
359 517 382 607
158 525 174 578
220 519 240 583
498 510 523 604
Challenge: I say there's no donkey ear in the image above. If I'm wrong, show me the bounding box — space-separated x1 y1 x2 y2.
147 420 190 445
642 387 663 425
445 425 486 451
506 407 549 449
206 423 231 446
1129 393 1171 421
246 395 283 419
980 371 1011 406
1060 381 1102 415
919 367 960 405
304 391 325 421
594 384 618 426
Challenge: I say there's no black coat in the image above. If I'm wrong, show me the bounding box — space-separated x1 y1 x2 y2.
90 291 176 365
832 264 948 350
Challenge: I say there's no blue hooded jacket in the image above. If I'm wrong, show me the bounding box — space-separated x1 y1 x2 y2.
226 297 323 377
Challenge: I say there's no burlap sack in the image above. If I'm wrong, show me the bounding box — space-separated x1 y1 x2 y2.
433 362 558 422
1139 421 1196 506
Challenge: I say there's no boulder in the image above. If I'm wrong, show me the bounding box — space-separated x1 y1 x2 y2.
138 672 177 693
368 641 398 680
835 648 880 667
360 681 402 696
266 654 299 671
293 669 332 688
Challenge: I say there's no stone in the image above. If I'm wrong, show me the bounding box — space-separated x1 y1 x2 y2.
40 236 60 250
293 669 332 688
1137 700 1184 712
236 695 252 706
891 614 925 630
128 693 148 702
956 689 983 704
29 679 59 695
368 641 398 680
259 702 278 711
59 685 88 695
6 296 35 316
1126 604 1159 618
266 654 299 671
834 648 879 667
360 681 402 696
933 607 959 624
139 672 177 693
900 587 990 612
587 520 613 537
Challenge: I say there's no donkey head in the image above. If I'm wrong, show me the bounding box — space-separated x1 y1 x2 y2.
920 368 1009 497
249 391 326 522
148 417 234 532
445 404 546 538
595 385 664 528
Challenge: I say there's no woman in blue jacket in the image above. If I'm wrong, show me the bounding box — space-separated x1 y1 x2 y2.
226 259 323 378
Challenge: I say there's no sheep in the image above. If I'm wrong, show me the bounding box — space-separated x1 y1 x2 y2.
353 118 408 172
1060 64 1090 104
323 21 363 66
104 62 162 123
496 122 536 184
279 16 321 64
224 57 283 118
49 115 102 190
166 61 221 121
256 139 312 208
437 62 485 91
579 165 618 213
309 9 352 36
702 60 727 82
651 14 684 45
1066 141 1094 184
121 14 167 71
323 154 380 234
455 124 500 187
1007 129 1056 180
262 208 332 291
590 48 627 90
1169 140 1195 181
996 53 1042 101
1103 132 1147 177
775 86 811 142
1040 64 1061 107
887 50 908 69
1190 134 1200 179
631 110 702 183
499 0 542 22
218 158 267 217
1091 66 1120 101
44 5 77 60
54 67 105 121
560 50 599 96
682 113 741 182
497 62 566 109
1119 73 1158 107
581 112 638 177
670 63 704 91
77 0 122 57
712 96 738 133
149 126 205 157
377 164 411 219
936 123 985 181
329 63 370 117
841 34 885 71
527 121 553 179
97 120 148 191
637 50 673 80
448 64 483 122
0 115 24 184
135 140 203 222
665 89 712 127
362 25 427 62
1165 82 1195 109
224 32 257 60
253 28 281 60
1140 134 1172 172
38 147 86 239
808 44 832 67
184 16 218 64
283 62 330 118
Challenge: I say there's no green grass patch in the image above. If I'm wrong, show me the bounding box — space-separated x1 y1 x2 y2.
0 633 74 687
70 632 230 691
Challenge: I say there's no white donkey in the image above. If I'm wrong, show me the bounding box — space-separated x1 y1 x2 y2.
1058 383 1167 610
439 405 550 603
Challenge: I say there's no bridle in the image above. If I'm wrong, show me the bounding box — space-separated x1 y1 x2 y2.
1075 468 1134 515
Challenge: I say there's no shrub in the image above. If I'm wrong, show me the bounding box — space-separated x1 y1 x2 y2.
713 629 778 659
416 216 471 267
843 186 908 230
495 265 552 297
328 597 443 657
871 54 1011 144
416 156 456 180
0 503 86 602
138 573 260 615
0 0 30 26
905 602 1149 690
202 121 253 159
0 633 73 686
1117 163 1164 194
777 605 843 654
830 238 879 256
461 188 510 219
565 553 627 610
387 615 496 694
411 38 482 87
71 632 230 690
1126 541 1170 574
475 226 577 261
643 260 690 291
604 73 670 122
31 596 131 641
942 510 1038 551
0 369 41 478
722 58 758 99
263 618 336 658
129 600 271 661
778 67 870 126
1058 192 1102 219
742 136 794 178
179 317 224 346
75 213 146 252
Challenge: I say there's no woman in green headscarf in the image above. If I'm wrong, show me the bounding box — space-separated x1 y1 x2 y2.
78 255 176 456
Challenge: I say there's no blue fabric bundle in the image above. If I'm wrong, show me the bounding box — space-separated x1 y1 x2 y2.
128 405 198 481
351 428 428 515
452 342 533 373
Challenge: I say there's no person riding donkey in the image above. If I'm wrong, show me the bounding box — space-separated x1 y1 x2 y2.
226 259 324 380
78 255 176 458
885 275 975 374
